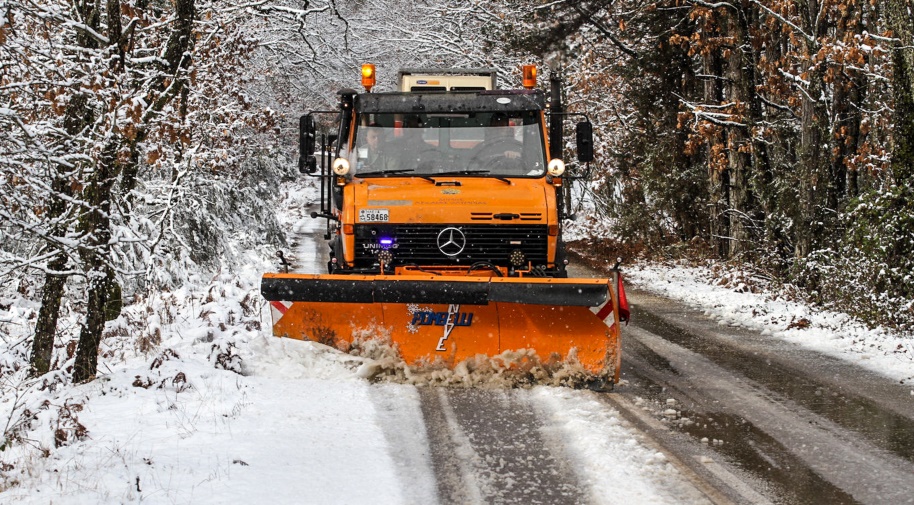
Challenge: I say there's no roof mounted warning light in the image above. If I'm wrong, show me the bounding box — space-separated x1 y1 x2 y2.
522 65 537 89
361 63 376 92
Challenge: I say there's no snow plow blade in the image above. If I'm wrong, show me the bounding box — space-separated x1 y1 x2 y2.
262 273 622 384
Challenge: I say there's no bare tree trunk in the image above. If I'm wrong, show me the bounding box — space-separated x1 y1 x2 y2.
794 0 830 259
795 76 828 259
724 8 756 258
31 142 81 375
30 1 98 375
32 258 68 375
831 2 865 205
72 140 119 382
70 0 123 383
703 47 729 258
886 0 914 185
835 66 864 200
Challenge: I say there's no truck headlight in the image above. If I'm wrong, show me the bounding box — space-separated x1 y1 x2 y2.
332 157 350 175
547 158 565 177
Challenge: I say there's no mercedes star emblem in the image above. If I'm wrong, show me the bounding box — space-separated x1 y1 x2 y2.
437 227 466 257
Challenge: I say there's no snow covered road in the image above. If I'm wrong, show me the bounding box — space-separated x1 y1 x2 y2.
1 333 714 504
419 386 710 505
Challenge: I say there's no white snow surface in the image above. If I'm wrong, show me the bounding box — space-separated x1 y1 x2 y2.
1 180 912 503
533 388 710 504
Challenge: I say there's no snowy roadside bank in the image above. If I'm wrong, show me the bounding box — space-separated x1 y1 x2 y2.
623 264 914 387
565 215 913 387
0 251 425 503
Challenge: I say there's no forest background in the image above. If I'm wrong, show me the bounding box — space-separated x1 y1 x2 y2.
2 0 913 385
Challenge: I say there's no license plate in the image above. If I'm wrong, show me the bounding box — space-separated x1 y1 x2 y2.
359 209 389 222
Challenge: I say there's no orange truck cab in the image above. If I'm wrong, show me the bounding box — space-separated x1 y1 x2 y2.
300 66 594 279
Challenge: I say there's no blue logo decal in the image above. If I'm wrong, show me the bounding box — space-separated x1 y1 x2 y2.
410 311 474 327
408 304 473 351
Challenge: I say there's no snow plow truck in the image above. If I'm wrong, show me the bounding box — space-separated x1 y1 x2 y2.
261 64 626 389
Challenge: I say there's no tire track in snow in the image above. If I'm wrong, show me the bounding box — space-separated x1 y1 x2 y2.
419 388 490 505
370 384 441 505
420 387 586 504
622 322 914 504
282 200 329 273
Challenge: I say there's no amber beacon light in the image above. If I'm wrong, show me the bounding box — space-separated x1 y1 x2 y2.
361 63 376 92
522 64 537 89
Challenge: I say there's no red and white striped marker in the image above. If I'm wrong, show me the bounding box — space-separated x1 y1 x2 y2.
270 300 292 323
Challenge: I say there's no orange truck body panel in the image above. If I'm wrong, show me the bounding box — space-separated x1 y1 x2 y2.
338 177 558 265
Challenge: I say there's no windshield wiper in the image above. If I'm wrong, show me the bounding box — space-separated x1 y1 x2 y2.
359 169 415 176
437 169 488 175
437 170 510 184
358 169 434 183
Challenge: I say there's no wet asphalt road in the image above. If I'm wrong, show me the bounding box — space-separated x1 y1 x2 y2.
408 286 914 505
615 288 914 504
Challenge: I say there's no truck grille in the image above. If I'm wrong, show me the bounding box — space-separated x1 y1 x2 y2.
354 224 548 267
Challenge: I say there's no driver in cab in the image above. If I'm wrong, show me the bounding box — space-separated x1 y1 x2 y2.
359 123 390 170
481 113 521 160
474 113 522 162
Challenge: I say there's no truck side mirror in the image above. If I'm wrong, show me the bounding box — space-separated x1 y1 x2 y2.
576 121 594 163
299 114 317 173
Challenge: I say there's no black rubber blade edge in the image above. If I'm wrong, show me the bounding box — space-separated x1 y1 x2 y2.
262 276 607 306
488 281 607 306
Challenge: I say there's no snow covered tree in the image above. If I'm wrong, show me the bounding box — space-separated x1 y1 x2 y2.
4 0 498 382
1 0 284 380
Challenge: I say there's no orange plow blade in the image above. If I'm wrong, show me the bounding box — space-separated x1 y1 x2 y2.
261 273 622 386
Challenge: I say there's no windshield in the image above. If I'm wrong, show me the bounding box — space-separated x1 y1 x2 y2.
348 111 547 177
